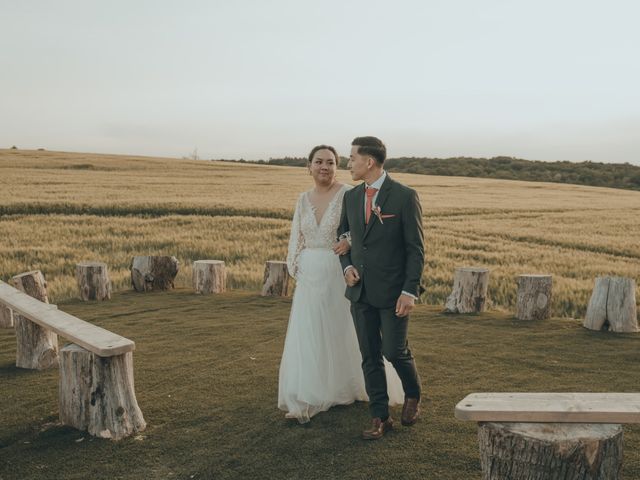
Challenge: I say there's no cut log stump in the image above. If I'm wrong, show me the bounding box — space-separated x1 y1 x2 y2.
516 274 553 321
478 422 623 480
11 270 59 369
192 260 226 294
584 277 638 333
12 270 49 302
59 343 146 440
261 261 290 297
130 256 179 292
0 304 13 328
76 261 112 301
444 267 490 313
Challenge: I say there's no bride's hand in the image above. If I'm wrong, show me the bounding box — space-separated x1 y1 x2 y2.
332 238 351 255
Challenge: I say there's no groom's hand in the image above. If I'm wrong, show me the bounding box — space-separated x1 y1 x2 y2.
395 294 415 317
344 267 360 287
332 239 350 255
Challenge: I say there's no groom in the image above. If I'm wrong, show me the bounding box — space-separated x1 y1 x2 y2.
338 136 424 440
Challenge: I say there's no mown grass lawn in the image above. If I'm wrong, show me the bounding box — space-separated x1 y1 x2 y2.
2 289 640 479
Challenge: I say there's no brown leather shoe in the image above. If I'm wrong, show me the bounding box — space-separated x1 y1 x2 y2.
362 417 393 440
401 398 420 426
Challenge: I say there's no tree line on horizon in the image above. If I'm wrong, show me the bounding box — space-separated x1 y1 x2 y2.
216 156 640 191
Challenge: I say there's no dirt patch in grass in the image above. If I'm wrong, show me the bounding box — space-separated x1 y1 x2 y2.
2 289 640 479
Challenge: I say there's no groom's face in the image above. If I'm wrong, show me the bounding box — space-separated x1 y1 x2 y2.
348 145 370 181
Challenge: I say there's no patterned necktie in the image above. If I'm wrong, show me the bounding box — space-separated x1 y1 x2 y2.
365 187 378 224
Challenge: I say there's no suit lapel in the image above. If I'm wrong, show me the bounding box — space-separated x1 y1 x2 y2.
363 175 393 240
353 183 366 235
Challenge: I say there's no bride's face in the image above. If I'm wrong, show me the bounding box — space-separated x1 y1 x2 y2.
309 149 337 186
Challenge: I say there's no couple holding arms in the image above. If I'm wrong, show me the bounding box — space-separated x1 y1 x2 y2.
278 136 424 440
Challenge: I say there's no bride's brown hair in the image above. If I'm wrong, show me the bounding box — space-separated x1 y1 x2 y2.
307 145 339 164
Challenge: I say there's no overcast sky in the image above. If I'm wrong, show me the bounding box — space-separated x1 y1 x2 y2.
2 0 639 164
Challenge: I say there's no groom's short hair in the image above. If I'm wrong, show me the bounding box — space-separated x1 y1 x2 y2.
351 136 386 165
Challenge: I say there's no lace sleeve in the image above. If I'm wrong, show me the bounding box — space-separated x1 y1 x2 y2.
338 231 352 245
286 194 305 278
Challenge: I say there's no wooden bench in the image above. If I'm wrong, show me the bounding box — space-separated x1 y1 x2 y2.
455 392 639 479
0 280 145 440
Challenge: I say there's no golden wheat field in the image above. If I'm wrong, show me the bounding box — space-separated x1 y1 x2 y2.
1 148 639 318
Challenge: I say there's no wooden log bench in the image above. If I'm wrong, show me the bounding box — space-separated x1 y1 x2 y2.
0 280 146 440
11 270 59 369
0 303 12 328
455 392 640 479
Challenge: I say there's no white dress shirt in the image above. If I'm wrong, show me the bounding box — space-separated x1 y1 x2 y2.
364 170 387 217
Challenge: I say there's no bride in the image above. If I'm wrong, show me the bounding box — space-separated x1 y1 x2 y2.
278 144 403 423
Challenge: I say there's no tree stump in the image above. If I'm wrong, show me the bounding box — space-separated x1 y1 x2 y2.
478 422 623 480
12 270 49 302
130 256 179 292
59 343 146 440
261 261 290 297
76 262 112 301
444 267 490 313
192 260 226 294
0 304 13 328
11 271 59 370
584 277 638 333
516 274 553 321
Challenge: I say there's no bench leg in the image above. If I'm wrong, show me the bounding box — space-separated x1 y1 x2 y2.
478 422 623 479
15 315 58 369
59 343 146 440
0 304 13 328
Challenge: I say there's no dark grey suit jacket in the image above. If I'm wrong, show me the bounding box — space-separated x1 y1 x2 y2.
338 175 425 309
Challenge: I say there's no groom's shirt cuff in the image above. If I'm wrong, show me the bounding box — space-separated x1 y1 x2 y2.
401 290 418 300
343 265 354 275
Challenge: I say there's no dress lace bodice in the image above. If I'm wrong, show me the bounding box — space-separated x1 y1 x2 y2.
286 184 351 278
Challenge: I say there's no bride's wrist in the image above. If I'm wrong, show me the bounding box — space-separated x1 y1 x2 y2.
338 232 352 246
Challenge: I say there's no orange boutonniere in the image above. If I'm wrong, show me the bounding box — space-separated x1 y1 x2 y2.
372 205 396 224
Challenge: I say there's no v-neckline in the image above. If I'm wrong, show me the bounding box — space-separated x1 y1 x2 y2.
306 185 344 227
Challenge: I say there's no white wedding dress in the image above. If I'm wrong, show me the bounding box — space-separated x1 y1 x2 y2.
278 184 404 423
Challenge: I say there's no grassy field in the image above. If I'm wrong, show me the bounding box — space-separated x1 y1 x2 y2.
1 148 640 318
2 290 640 480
